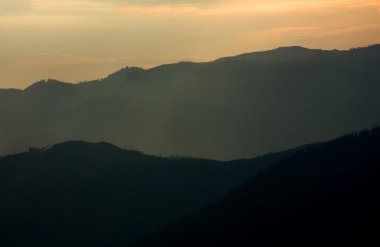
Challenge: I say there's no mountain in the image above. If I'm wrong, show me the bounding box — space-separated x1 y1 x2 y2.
133 127 380 247
216 46 328 63
1 45 380 159
0 140 300 247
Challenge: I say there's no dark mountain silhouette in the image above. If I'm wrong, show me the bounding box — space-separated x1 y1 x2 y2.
216 46 327 63
0 140 301 247
133 127 380 247
24 79 74 92
1 45 380 159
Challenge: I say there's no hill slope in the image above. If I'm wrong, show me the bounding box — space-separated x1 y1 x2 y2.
134 127 380 247
0 140 298 247
1 45 380 159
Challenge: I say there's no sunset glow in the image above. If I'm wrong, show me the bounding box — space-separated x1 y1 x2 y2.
1 0 380 88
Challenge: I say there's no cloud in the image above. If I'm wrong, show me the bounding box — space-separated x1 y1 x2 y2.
114 0 214 4
116 0 380 17
311 24 380 37
2 0 379 20
29 0 115 12
0 0 31 15
248 24 380 39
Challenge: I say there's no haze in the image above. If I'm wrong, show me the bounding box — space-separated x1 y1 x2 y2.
1 0 380 88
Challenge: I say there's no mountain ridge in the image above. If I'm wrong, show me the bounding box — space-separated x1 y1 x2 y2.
2 44 379 91
0 44 379 159
0 138 308 246
133 127 380 247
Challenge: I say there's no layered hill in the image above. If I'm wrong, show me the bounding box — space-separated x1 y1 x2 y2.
0 140 298 246
134 127 380 247
1 45 380 159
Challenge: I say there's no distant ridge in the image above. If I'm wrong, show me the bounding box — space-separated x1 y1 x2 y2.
215 46 326 63
24 79 74 92
215 44 380 63
2 44 378 91
0 44 379 160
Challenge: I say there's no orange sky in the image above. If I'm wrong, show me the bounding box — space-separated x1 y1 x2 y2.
1 0 380 88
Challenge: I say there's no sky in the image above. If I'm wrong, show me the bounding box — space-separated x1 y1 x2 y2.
1 0 380 88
